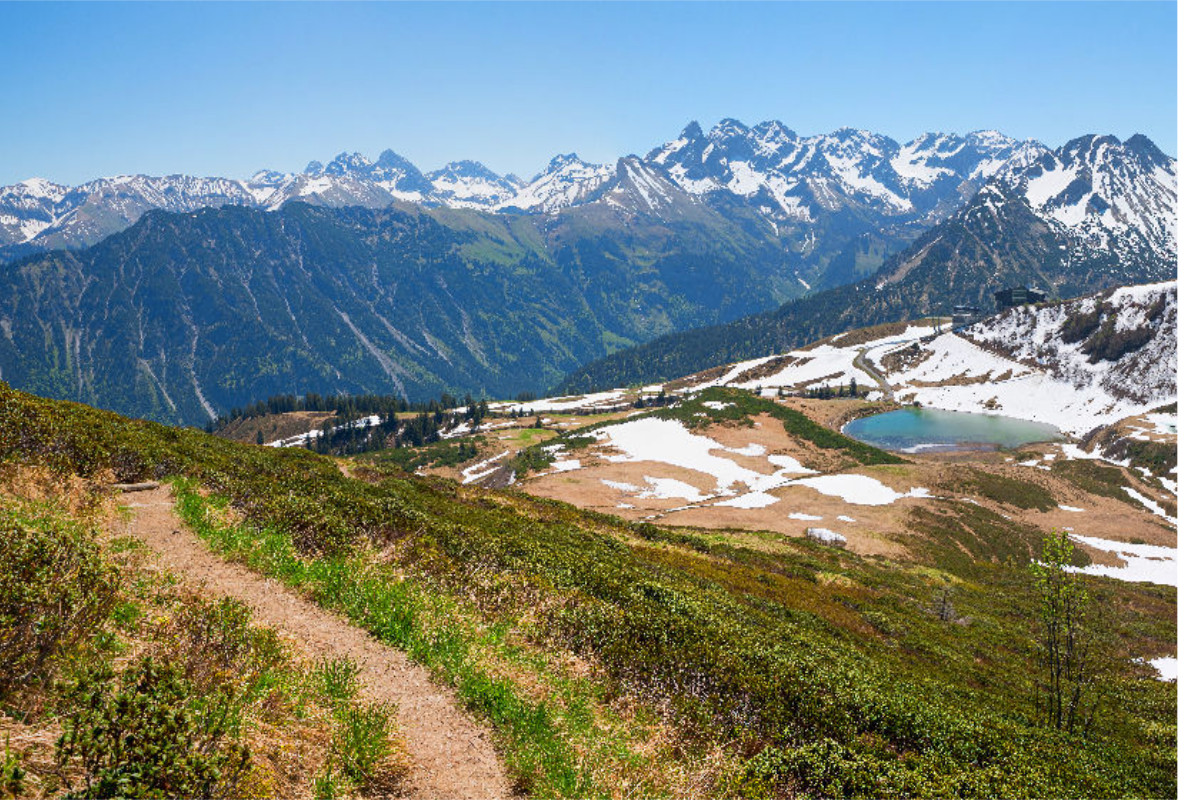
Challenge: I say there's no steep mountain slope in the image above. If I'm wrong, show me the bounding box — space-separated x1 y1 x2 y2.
0 200 799 426
560 135 1176 393
1000 134 1175 269
954 281 1176 409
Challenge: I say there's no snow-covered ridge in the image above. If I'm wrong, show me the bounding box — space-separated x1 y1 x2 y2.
879 283 1175 436
1000 134 1176 261
654 280 1174 438
961 281 1176 406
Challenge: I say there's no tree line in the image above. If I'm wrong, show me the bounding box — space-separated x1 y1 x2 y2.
207 391 489 433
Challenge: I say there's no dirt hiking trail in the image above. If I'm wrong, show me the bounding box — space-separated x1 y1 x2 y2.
116 485 512 800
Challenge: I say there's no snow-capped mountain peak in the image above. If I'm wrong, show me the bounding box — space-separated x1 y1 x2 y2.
428 160 523 209
504 154 615 213
1002 133 1176 259
323 151 373 177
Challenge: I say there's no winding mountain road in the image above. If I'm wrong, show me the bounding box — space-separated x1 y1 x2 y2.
853 347 894 401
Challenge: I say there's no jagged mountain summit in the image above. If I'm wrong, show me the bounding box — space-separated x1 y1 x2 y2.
646 120 1029 223
997 133 1176 265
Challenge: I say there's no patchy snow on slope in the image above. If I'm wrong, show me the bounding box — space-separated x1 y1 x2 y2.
714 491 779 509
494 389 629 414
461 451 511 484
1147 657 1177 681
805 527 846 545
694 323 936 393
266 414 381 448
1122 487 1176 526
961 282 1176 407
1065 534 1176 586
794 474 931 506
638 476 710 502
595 417 813 497
887 282 1176 437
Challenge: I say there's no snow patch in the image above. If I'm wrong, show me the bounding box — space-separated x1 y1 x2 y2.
795 474 931 506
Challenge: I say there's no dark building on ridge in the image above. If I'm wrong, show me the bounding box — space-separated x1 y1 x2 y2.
994 286 1047 310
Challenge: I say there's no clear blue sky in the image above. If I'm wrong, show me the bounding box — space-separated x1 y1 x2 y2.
0 1 1176 186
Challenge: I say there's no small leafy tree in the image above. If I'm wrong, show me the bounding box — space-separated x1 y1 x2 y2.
1030 531 1096 733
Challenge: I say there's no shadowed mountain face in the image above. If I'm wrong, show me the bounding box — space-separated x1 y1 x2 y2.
0 201 802 426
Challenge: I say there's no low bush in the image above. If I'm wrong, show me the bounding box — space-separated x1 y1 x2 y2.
0 501 119 698
56 658 251 799
952 467 1057 511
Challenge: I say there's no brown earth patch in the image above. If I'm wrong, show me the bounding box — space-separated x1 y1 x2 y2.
735 355 807 383
803 319 940 350
665 363 731 391
907 372 1000 388
776 396 895 431
880 343 934 374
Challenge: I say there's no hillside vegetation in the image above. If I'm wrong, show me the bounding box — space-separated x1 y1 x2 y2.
0 381 1176 798
0 493 405 799
0 201 800 427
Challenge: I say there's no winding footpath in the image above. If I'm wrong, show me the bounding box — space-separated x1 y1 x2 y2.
115 485 512 800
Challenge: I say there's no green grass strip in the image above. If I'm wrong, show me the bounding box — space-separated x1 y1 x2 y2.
172 479 605 799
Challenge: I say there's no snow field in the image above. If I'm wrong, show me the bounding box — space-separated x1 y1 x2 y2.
461 451 511 484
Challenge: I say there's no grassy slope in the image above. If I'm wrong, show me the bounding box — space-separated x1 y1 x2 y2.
0 381 1176 798
0 495 404 799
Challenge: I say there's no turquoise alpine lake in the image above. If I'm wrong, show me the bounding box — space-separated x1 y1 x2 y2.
843 407 1063 452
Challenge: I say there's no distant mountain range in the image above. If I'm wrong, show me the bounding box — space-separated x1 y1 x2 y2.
5 121 1154 289
0 121 1176 425
0 199 802 426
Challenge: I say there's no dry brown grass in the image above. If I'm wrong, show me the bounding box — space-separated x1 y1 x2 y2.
0 464 112 519
215 410 338 445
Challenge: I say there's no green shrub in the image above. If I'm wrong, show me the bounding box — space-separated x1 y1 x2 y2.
312 657 362 708
56 658 251 799
0 502 119 698
1 738 25 799
952 468 1057 511
331 702 393 787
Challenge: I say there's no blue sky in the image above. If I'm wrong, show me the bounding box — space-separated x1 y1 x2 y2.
0 1 1176 186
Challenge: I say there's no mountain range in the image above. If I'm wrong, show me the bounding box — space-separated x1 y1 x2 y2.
0 121 1176 426
6 121 1158 288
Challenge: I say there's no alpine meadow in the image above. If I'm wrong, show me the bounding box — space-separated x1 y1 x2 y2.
0 3 1179 799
